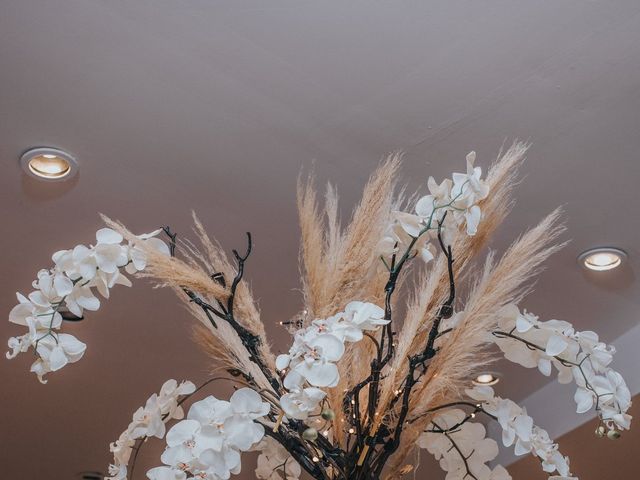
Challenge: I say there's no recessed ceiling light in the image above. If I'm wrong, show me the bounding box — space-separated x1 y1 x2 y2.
20 147 78 181
579 247 626 271
473 373 499 386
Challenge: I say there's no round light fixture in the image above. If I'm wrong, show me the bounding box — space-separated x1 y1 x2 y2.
579 247 626 271
473 373 500 386
20 147 78 181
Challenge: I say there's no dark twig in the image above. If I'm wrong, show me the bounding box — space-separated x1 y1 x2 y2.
162 228 281 394
369 216 456 478
431 420 479 480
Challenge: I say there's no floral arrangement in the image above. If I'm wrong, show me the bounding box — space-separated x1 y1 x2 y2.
7 143 631 480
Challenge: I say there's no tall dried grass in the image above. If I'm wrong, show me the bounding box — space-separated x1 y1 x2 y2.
102 142 565 477
297 155 402 438
101 214 276 392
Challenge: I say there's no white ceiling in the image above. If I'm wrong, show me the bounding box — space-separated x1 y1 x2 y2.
1 1 640 478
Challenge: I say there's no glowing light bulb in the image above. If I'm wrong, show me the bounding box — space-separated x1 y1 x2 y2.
580 248 626 271
473 373 499 386
20 148 78 181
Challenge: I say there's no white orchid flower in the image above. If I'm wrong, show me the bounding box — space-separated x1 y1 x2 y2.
462 204 482 235
26 326 86 383
230 388 271 419
223 389 269 451
110 430 135 466
427 176 453 203
146 466 187 480
343 301 389 333
451 151 489 208
94 228 129 274
126 228 171 274
91 269 132 299
291 333 344 387
418 408 503 480
64 284 100 317
9 292 62 330
198 445 242 479
466 386 572 477
130 394 166 439
159 379 196 420
186 390 268 454
280 386 326 420
312 314 362 343
493 304 632 431
106 462 128 480
380 216 436 264
188 396 233 428
7 226 168 381
161 420 223 471
254 437 301 480
575 330 614 372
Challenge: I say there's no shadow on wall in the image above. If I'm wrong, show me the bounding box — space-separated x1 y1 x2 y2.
20 171 79 202
580 261 635 292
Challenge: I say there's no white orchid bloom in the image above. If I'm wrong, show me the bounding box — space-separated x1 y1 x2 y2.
311 313 362 343
94 228 129 274
146 466 187 480
291 333 344 387
26 325 86 383
451 151 489 208
462 204 482 235
380 216 436 264
7 226 167 381
9 292 62 330
448 152 489 235
199 446 242 480
159 379 196 420
223 389 270 451
466 386 573 478
427 176 453 203
387 151 489 255
277 302 390 420
161 420 224 471
254 438 301 480
418 408 503 480
489 465 512 480
494 304 632 431
91 269 132 299
574 330 614 372
110 430 135 468
154 403 249 480
343 301 389 333
126 228 171 274
108 378 197 479
230 388 271 419
130 394 166 439
33 268 73 299
106 462 128 480
52 244 96 280
64 284 100 318
280 386 326 420
185 390 268 455
277 328 344 388
415 194 447 224
188 396 233 428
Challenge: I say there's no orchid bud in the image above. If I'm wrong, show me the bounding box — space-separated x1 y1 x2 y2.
303 427 318 441
321 409 335 421
607 429 621 440
595 425 605 437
